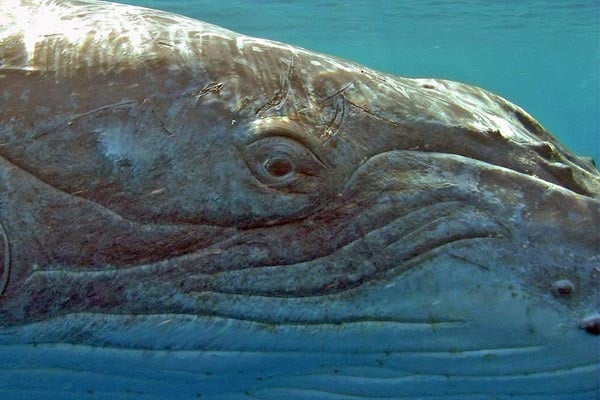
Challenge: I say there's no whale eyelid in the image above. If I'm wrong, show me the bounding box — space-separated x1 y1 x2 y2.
240 134 329 192
253 129 329 168
247 120 331 169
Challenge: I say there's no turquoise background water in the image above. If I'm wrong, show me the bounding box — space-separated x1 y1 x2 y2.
117 0 599 163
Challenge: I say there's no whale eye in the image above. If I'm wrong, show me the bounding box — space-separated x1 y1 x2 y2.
264 157 294 178
244 135 326 191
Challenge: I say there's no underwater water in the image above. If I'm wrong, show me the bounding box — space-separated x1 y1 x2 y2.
115 0 600 163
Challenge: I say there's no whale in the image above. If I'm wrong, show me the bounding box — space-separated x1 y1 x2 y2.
0 0 599 399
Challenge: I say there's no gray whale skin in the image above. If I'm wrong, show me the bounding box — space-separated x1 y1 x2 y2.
0 1 599 399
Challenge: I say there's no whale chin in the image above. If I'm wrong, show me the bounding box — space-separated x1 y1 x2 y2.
1 256 597 400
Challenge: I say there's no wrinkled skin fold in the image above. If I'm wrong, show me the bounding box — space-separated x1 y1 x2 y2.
0 1 599 399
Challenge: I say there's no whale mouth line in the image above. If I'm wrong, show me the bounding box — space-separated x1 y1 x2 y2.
0 337 545 355
2 312 546 353
1 313 470 340
201 229 501 299
21 195 497 280
189 200 506 298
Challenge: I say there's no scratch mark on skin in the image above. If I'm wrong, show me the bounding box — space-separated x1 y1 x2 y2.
318 82 355 104
156 40 173 48
295 83 354 143
0 217 10 297
68 101 137 125
255 58 294 115
32 100 137 140
322 93 346 142
193 82 224 105
345 98 400 126
151 109 175 137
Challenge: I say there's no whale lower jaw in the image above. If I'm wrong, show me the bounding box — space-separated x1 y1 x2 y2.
1 257 597 399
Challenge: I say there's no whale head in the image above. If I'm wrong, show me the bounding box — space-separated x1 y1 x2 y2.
0 1 598 398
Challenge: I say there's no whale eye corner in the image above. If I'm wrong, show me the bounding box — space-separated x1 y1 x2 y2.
551 279 574 297
579 315 600 336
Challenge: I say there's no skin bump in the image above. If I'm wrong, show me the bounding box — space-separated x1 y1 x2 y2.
552 279 574 297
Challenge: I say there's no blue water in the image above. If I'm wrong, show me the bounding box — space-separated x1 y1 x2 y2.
116 0 599 162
